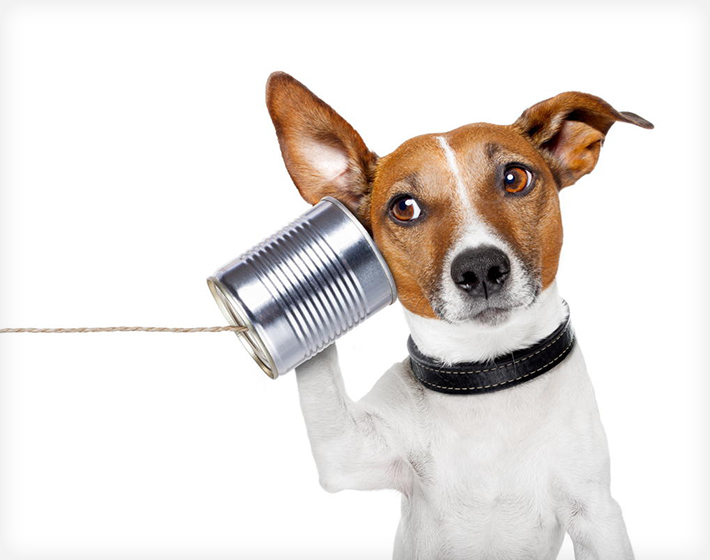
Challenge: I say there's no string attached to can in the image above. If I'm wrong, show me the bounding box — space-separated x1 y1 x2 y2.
0 325 247 334
1 197 396 379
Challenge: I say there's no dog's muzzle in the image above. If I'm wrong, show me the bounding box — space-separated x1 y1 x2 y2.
450 245 511 299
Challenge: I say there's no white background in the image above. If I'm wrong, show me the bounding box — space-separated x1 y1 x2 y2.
0 1 708 559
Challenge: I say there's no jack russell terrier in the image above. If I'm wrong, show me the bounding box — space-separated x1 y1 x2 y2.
265 71 652 560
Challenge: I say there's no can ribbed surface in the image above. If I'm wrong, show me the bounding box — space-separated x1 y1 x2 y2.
246 218 369 353
208 197 397 378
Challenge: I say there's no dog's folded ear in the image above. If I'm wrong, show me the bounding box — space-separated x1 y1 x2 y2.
266 72 378 224
513 92 653 189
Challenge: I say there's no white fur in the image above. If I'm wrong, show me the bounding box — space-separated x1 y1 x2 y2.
436 136 473 219
295 286 634 559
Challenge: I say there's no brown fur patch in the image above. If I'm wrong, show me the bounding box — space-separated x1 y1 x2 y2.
370 134 465 318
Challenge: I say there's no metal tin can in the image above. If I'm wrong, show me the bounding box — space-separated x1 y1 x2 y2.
207 197 397 378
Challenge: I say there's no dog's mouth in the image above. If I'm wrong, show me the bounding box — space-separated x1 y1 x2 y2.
467 306 513 325
444 302 517 326
432 281 541 326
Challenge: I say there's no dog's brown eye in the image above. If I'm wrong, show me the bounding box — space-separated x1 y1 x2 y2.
390 196 422 222
503 166 532 194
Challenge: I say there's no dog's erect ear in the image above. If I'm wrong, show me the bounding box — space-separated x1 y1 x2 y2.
266 72 378 222
513 92 653 189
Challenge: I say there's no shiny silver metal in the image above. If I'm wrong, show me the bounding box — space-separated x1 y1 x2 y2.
207 197 397 379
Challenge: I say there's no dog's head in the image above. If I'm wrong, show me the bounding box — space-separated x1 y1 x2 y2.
266 72 652 325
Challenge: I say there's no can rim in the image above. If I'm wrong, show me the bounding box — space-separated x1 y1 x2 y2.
207 276 279 379
321 196 398 305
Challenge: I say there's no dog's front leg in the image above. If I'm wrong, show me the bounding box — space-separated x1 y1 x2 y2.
295 344 415 494
564 492 634 560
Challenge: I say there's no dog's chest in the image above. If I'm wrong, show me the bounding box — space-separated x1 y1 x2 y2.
399 360 589 558
432 399 556 529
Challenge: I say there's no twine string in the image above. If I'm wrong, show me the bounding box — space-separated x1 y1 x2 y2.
0 326 247 334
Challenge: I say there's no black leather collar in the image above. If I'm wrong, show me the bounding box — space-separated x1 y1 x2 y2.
407 314 575 395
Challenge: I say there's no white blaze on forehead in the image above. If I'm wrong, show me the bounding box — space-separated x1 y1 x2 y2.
435 136 472 217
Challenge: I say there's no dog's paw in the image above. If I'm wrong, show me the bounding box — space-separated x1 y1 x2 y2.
295 343 340 376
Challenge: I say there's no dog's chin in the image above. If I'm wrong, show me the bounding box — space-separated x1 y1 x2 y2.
440 305 514 326
467 307 512 326
434 293 538 326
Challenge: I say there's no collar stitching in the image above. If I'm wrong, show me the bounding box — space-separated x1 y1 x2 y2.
415 334 575 391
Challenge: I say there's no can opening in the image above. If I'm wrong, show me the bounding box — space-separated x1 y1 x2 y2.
207 277 278 379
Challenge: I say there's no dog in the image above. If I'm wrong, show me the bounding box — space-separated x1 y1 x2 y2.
265 71 652 559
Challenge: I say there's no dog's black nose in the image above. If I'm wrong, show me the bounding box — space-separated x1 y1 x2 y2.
450 246 510 299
